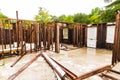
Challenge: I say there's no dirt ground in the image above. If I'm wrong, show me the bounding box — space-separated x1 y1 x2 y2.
0 45 112 80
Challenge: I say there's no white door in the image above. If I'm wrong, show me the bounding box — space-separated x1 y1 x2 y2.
106 26 115 43
87 27 97 48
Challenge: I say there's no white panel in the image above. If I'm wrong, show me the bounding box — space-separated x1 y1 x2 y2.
106 26 115 43
87 39 96 48
87 27 97 48
63 28 68 39
87 27 97 40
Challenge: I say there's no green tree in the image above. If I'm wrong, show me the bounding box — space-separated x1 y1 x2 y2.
0 10 8 18
58 15 74 22
89 7 102 24
73 13 90 24
34 7 53 23
100 0 120 22
101 9 115 22
106 0 120 8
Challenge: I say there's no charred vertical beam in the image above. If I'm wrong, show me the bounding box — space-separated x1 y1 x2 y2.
97 24 100 48
55 22 60 53
3 23 6 49
73 25 76 46
112 12 120 65
85 26 87 47
34 23 37 51
51 27 53 50
30 24 32 53
16 11 19 54
76 25 79 47
19 21 24 55
39 23 42 50
80 24 83 47
102 23 107 48
47 26 51 50
43 23 46 50
8 20 12 53
1 24 4 54
23 21 26 53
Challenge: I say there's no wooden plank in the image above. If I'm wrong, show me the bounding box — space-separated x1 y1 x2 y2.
8 51 42 80
110 69 120 75
75 65 111 80
102 73 118 80
42 52 66 79
51 57 78 79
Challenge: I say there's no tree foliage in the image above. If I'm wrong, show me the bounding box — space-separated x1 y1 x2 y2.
0 10 8 18
58 15 74 22
34 7 54 23
106 0 120 8
74 13 89 24
89 7 102 23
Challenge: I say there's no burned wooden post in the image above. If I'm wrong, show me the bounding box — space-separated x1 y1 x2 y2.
16 11 20 54
3 23 6 49
43 23 47 50
34 23 37 51
50 27 53 50
30 24 32 53
8 20 12 53
23 21 26 53
47 25 51 50
112 11 120 65
55 22 60 53
39 23 42 50
73 24 76 46
96 23 107 48
76 24 79 46
1 21 4 54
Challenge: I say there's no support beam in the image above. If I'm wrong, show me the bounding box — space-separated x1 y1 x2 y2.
55 22 60 53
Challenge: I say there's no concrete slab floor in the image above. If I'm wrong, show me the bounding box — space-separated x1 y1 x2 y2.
0 47 112 80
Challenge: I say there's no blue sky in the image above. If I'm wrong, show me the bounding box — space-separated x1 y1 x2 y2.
0 0 110 20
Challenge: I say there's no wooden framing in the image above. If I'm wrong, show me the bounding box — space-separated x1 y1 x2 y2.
112 12 120 65
75 65 111 80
